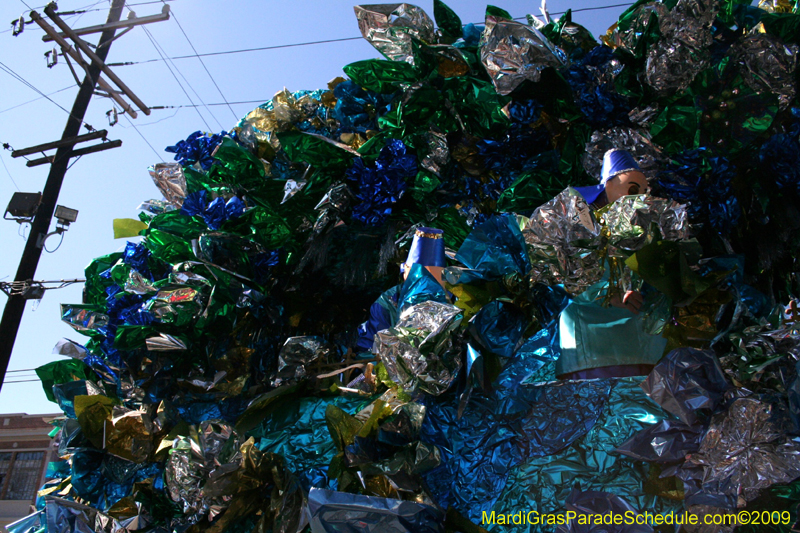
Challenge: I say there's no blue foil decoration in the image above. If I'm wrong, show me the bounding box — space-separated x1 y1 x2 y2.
398 263 448 313
468 301 526 360
180 190 207 218
565 45 630 128
253 250 280 284
225 195 245 219
493 379 676 531
346 139 416 226
5 510 44 533
759 132 800 194
641 347 733 425
201 196 227 230
165 130 227 171
455 213 531 280
307 488 445 533
253 396 362 491
656 149 741 235
421 376 611 523
332 80 395 134
122 241 152 280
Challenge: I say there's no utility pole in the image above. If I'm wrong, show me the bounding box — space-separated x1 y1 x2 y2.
0 0 131 390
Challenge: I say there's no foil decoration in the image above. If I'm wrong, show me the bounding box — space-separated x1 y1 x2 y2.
373 300 463 396
522 188 603 294
272 336 332 387
419 130 449 176
645 0 718 94
683 396 800 508
601 195 690 252
52 338 87 359
199 420 239 467
148 162 187 208
137 199 175 215
727 31 798 110
44 497 121 533
615 419 705 463
282 178 307 204
641 348 733 425
582 126 664 181
354 4 436 64
602 2 668 55
145 333 187 351
146 287 203 323
481 16 567 95
6 510 44 533
307 488 445 533
165 433 209 522
556 489 653 533
757 0 794 12
628 104 661 127
124 270 157 296
60 305 109 334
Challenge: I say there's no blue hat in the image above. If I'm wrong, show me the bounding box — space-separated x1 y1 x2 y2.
404 227 446 270
572 184 605 205
601 149 641 184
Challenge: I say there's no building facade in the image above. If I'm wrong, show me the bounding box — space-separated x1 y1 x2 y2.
0 413 60 529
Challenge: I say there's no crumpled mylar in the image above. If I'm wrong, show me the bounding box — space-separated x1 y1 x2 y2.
373 300 463 395
522 187 602 294
641 348 733 425
481 16 567 95
681 395 800 508
306 488 444 533
354 3 436 64
148 162 187 207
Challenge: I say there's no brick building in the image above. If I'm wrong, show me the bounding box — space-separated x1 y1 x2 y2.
0 413 60 529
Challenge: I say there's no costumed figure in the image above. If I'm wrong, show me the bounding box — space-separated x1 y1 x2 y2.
356 227 447 352
557 149 667 379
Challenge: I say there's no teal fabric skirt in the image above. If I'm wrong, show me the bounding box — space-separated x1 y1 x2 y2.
557 281 667 376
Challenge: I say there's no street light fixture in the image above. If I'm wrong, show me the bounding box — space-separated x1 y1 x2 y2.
3 192 41 223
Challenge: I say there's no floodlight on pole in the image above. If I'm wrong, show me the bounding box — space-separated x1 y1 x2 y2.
4 192 41 223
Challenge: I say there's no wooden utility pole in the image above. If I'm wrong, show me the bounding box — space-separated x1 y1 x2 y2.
0 0 128 390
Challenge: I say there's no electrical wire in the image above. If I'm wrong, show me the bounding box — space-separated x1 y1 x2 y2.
128 1 226 129
137 17 227 130
0 61 74 118
0 6 85 35
109 1 636 67
122 112 162 160
0 61 94 132
0 152 21 192
0 85 78 115
169 7 238 121
42 231 65 253
137 24 215 131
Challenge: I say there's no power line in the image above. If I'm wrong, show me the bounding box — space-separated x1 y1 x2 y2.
110 36 364 66
0 61 94 132
0 85 78 115
168 8 238 121
0 152 21 192
152 98 268 109
0 61 73 117
137 23 215 131
122 112 162 160
108 2 636 67
0 7 83 35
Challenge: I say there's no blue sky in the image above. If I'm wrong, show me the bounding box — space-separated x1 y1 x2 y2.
0 0 626 414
